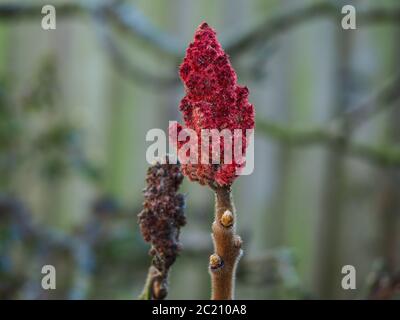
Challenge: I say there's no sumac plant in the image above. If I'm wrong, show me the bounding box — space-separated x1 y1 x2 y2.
138 23 255 300
138 156 186 300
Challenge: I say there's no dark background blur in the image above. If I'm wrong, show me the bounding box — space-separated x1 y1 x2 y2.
0 0 399 299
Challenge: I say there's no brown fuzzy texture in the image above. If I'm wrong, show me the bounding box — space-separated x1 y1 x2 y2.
138 156 186 299
209 186 242 300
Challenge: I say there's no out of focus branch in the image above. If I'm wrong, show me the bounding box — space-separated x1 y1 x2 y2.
0 195 123 299
1 1 400 59
257 121 400 167
1 2 400 107
0 1 180 88
0 1 183 58
340 74 400 132
103 1 182 59
227 2 400 57
258 72 400 167
92 10 178 88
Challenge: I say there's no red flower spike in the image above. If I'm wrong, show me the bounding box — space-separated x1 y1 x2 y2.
173 22 255 187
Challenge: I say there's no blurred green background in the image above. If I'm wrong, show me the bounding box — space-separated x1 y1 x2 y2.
0 0 399 299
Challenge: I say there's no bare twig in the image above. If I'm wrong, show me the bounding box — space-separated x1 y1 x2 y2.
1 1 400 60
0 1 179 87
340 74 400 132
103 1 182 59
209 186 242 300
257 119 400 167
257 71 400 167
226 2 400 58
92 10 178 88
0 0 183 58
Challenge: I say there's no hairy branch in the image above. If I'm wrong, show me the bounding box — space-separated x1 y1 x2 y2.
209 186 242 300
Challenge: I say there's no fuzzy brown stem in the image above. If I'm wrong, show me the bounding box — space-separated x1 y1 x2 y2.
209 186 242 300
138 265 167 300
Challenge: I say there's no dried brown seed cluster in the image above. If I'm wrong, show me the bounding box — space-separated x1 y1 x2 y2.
138 156 186 273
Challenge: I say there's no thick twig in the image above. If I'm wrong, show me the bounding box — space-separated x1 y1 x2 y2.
209 186 242 300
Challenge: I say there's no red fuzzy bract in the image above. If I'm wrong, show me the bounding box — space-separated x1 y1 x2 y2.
171 22 255 187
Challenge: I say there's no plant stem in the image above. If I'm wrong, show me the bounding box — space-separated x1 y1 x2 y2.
209 186 242 300
138 265 166 300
